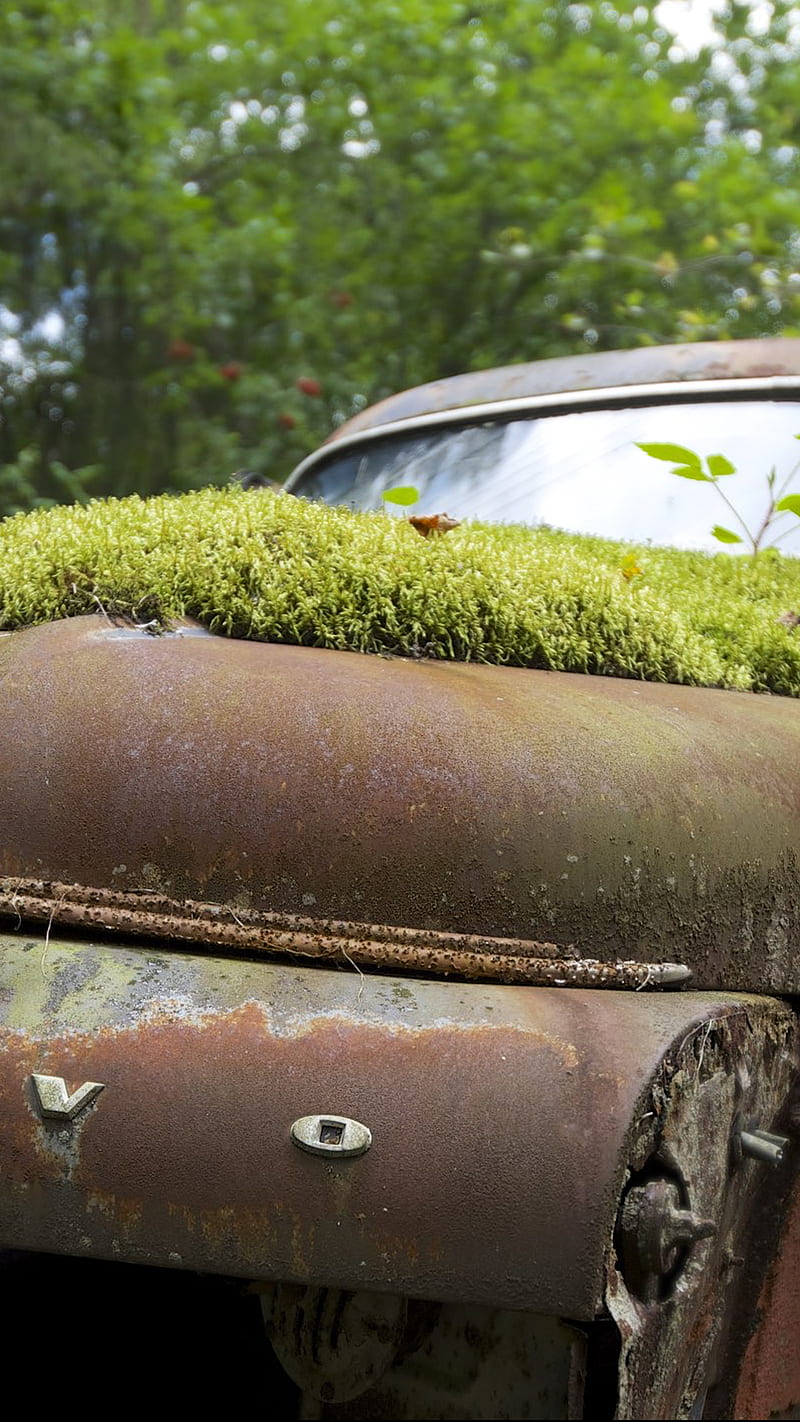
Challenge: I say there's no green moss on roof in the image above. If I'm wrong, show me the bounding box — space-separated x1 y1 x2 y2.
1 485 800 695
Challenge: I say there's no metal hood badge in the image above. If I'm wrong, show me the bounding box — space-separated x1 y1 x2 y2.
30 1073 105 1121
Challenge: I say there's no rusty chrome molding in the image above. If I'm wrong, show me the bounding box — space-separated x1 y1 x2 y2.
0 876 689 989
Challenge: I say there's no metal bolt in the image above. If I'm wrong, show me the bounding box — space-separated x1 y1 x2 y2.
732 1113 791 1167
739 1128 789 1166
619 1177 716 1303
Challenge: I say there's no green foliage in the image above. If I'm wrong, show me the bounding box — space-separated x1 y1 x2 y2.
0 447 101 516
637 436 800 552
711 524 743 545
382 486 420 507
3 1 800 513
2 486 800 696
706 454 736 480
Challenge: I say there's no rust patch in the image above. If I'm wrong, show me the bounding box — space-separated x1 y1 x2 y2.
0 997 621 1312
732 1171 800 1419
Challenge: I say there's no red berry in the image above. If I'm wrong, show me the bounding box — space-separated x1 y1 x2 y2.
277 412 297 429
296 376 322 397
167 339 196 361
220 361 243 381
329 290 353 309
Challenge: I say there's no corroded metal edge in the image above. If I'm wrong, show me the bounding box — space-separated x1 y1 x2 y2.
606 994 799 1420
731 1171 800 1420
0 876 689 989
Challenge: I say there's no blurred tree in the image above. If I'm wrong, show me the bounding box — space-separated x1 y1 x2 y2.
2 0 800 512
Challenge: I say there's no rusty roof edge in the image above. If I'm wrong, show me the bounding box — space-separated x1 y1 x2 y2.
287 372 800 487
291 337 800 467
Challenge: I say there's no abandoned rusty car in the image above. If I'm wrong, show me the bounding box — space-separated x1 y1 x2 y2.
2 337 800 1418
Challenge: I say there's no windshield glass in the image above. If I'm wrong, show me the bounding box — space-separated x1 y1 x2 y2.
293 399 800 555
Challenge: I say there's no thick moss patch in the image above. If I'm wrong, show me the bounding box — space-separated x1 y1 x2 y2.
1 485 800 695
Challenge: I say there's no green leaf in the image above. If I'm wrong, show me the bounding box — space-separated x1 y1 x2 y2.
671 465 713 482
706 453 736 478
636 442 702 468
381 486 420 507
775 494 800 516
711 525 743 543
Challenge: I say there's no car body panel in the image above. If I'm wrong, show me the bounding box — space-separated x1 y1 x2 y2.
1 614 799 993
0 929 794 1328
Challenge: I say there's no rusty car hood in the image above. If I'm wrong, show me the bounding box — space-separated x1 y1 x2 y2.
0 613 798 992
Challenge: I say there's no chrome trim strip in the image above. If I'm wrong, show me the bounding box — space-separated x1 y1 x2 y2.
285 374 800 489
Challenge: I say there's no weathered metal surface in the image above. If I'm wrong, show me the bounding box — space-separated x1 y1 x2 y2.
606 997 798 1421
317 336 800 441
0 929 781 1319
1 615 799 992
729 1170 800 1420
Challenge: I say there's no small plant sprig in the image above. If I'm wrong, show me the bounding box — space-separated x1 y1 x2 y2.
382 485 420 509
636 439 800 553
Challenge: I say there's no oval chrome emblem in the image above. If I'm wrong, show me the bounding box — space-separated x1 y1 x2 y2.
290 1114 372 1158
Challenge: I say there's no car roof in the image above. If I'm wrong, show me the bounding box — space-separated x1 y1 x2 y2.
321 336 800 445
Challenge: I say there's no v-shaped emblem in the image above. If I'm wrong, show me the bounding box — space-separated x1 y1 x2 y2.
31 1073 105 1121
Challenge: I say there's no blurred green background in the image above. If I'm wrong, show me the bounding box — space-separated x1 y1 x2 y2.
2 0 800 514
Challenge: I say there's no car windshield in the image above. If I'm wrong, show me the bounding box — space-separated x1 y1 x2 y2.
292 398 800 555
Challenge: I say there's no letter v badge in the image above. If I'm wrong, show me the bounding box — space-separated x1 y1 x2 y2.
31 1073 105 1121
